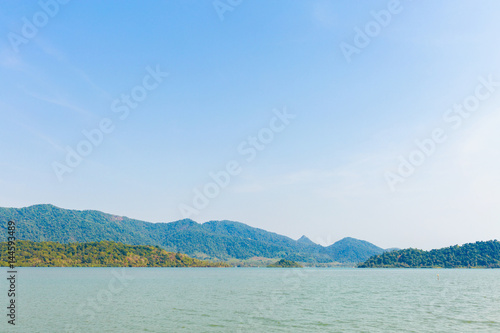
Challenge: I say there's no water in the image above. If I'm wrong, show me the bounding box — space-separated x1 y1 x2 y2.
1 267 499 332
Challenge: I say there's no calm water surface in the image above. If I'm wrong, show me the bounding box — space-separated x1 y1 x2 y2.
1 268 499 332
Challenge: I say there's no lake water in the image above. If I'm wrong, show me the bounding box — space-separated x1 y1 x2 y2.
1 267 499 332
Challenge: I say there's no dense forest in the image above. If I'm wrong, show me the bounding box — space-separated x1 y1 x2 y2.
358 240 500 268
0 204 385 263
267 259 303 268
0 240 229 267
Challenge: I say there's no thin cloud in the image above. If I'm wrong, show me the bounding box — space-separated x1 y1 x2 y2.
35 38 113 100
0 46 24 70
11 117 65 153
23 88 96 119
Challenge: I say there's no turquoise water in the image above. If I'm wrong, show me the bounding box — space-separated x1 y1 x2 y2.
1 268 499 332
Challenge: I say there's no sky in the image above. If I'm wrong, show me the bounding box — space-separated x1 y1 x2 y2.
1 0 500 250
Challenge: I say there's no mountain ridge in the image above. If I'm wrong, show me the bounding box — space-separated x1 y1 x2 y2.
0 204 385 263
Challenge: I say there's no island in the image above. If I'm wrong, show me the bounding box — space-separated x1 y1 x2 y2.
0 240 230 267
358 240 500 268
267 259 303 268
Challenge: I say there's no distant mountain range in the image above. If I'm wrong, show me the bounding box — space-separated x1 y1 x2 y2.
0 204 387 263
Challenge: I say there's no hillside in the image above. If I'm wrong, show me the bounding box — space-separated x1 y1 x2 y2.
325 237 385 263
297 235 317 246
0 240 229 267
0 204 385 263
268 259 303 268
358 240 500 268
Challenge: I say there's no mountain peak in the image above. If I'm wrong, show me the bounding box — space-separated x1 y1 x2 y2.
297 235 316 245
325 237 384 263
26 203 59 209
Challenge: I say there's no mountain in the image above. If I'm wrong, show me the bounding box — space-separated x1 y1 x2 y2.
324 237 385 263
0 240 229 267
268 259 302 268
297 235 316 246
358 240 500 268
0 204 384 263
384 248 400 252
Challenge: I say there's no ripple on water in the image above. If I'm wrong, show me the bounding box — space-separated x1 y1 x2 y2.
2 268 500 332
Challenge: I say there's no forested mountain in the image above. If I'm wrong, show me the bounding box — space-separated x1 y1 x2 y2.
0 204 385 263
325 237 387 263
358 240 500 268
297 235 317 246
0 240 228 267
268 259 303 268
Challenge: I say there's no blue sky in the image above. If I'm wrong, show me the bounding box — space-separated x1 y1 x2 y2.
1 0 500 250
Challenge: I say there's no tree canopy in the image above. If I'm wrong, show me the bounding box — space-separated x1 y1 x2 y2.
0 240 229 267
268 259 303 268
358 240 500 268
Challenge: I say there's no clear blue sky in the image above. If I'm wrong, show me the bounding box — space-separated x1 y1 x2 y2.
1 0 499 250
